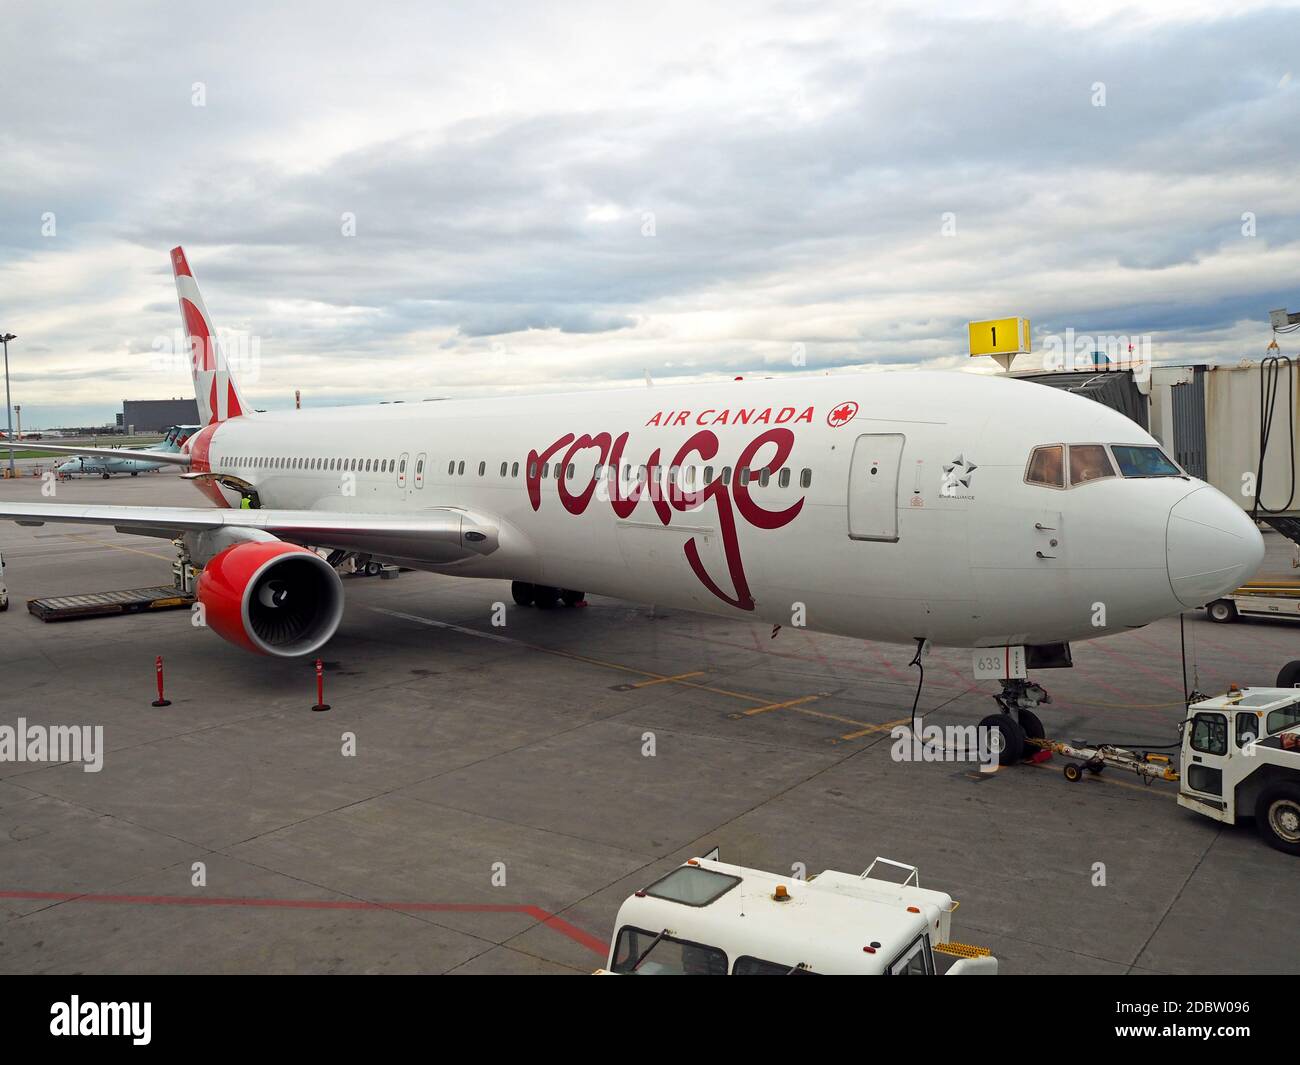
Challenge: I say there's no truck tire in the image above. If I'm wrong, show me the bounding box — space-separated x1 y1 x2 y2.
1257 783 1300 856
978 713 1025 766
1207 599 1237 624
1278 661 1300 689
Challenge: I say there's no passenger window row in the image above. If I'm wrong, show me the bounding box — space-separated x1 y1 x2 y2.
218 454 816 492
221 456 400 474
510 462 815 489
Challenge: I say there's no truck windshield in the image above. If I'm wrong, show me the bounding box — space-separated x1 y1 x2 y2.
1111 445 1182 478
610 926 728 975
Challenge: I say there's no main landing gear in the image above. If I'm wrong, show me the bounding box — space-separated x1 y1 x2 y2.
979 679 1052 766
511 581 585 609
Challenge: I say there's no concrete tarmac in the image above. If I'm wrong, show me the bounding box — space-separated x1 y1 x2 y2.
1 471 1297 973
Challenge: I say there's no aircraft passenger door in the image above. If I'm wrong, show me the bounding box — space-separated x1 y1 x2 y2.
397 452 409 491
414 452 426 489
847 434 905 542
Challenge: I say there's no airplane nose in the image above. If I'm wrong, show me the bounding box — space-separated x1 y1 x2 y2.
1166 487 1266 607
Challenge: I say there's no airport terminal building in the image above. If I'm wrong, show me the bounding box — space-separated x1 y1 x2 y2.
117 398 199 433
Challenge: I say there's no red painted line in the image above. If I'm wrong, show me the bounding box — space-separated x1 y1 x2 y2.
522 907 610 955
0 890 606 956
1089 639 1185 693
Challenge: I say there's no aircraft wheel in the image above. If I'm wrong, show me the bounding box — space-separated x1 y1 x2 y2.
1257 783 1300 856
130 471 138 477
102 473 110 479
560 589 584 607
511 581 535 607
532 585 560 609
1277 661 1300 689
1207 599 1237 624
978 713 1025 766
1017 708 1045 747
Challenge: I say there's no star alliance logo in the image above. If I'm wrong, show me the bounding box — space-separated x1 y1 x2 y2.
941 454 977 497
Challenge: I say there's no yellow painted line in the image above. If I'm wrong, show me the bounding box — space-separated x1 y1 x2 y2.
373 607 893 746
968 759 1177 798
742 695 822 717
629 671 705 688
546 648 758 701
63 533 173 562
839 716 911 741
374 607 791 707
738 700 906 742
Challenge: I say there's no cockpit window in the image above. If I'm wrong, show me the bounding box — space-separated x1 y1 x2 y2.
1111 445 1182 478
1026 445 1064 488
1068 444 1115 486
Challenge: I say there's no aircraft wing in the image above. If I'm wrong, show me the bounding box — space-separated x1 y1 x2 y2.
0 440 191 466
0 502 500 561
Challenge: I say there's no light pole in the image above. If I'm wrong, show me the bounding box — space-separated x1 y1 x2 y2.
1 333 15 477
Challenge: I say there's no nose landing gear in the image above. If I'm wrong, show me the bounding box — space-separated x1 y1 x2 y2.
979 679 1052 765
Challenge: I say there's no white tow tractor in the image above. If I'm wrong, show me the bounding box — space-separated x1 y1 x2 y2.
1043 687 1300 855
598 854 998 975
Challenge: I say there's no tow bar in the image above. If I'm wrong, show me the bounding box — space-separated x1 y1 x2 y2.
1026 738 1179 785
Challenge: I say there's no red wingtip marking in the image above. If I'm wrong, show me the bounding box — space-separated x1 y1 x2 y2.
227 380 243 419
171 246 192 278
208 377 219 424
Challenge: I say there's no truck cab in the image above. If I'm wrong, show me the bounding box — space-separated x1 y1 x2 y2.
1179 687 1300 854
600 855 997 975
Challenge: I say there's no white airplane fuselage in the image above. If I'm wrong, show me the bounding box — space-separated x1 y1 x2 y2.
187 370 1264 650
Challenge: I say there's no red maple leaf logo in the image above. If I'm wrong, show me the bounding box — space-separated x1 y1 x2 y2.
827 401 858 427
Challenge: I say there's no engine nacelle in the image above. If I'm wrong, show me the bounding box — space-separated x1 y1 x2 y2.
197 541 345 657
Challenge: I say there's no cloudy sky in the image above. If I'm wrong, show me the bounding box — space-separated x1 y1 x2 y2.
2 0 1298 426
